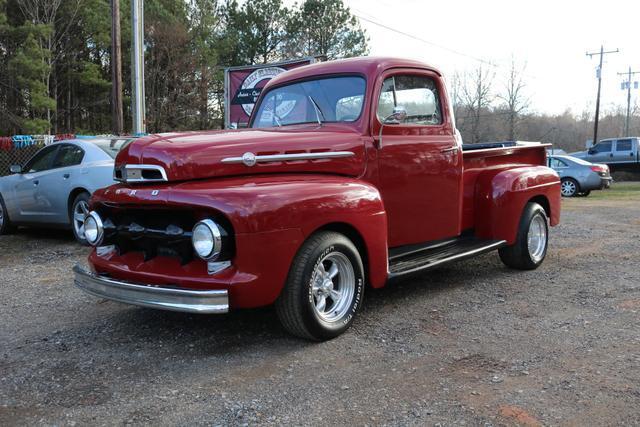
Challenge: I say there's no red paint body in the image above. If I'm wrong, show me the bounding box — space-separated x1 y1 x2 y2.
88 57 561 308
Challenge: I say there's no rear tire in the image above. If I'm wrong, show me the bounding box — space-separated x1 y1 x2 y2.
0 193 16 235
276 231 365 341
499 202 549 270
560 178 579 197
70 192 90 245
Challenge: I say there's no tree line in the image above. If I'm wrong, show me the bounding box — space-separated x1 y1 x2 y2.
452 59 639 152
1 0 637 153
0 0 368 135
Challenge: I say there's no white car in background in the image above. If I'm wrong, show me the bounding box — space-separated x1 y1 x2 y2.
0 138 132 243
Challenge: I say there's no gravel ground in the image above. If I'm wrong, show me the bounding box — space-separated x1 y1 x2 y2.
1 189 640 426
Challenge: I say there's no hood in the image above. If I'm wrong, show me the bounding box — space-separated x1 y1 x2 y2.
569 150 587 159
115 126 367 183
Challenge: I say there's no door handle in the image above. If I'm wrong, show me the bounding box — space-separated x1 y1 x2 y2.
33 180 39 186
610 153 613 157
63 173 70 179
441 146 459 153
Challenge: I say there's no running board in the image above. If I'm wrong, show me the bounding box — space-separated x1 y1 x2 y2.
388 238 506 279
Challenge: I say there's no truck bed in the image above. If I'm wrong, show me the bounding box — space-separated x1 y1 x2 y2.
461 142 552 231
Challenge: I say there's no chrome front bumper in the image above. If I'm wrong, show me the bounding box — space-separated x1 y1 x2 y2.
73 265 229 314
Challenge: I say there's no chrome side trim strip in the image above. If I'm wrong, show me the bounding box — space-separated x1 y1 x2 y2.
221 151 355 166
114 164 168 183
73 265 229 314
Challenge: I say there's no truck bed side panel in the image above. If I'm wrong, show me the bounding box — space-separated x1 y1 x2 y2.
462 145 560 243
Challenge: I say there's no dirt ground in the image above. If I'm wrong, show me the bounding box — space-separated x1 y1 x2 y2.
1 185 639 426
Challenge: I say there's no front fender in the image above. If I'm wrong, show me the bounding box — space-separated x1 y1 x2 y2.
474 166 560 244
91 174 389 305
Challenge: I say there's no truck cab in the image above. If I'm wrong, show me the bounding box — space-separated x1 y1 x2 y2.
572 137 640 171
73 57 561 340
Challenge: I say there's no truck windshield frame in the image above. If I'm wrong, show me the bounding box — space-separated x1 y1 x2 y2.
250 75 367 128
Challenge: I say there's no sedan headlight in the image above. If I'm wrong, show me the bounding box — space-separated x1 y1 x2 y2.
192 219 222 260
84 211 104 246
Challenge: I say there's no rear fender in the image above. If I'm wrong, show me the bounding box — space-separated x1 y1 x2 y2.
474 166 560 244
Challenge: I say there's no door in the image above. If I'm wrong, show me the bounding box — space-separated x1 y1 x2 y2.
12 145 60 222
374 71 462 247
613 139 635 164
44 143 85 223
588 140 613 163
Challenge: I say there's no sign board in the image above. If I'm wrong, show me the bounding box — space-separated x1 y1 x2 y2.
224 57 317 129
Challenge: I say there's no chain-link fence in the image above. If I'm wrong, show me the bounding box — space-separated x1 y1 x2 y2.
0 144 44 177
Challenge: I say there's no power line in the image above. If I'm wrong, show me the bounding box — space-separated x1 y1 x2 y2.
351 9 538 81
352 12 496 68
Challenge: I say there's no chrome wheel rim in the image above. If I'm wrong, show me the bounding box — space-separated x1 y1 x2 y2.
527 214 547 263
561 180 576 196
311 252 355 322
73 200 89 239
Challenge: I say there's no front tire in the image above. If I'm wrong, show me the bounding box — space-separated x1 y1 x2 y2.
560 178 579 197
276 231 365 341
70 192 90 245
499 202 549 270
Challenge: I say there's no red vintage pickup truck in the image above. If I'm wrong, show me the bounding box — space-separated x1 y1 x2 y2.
74 57 561 340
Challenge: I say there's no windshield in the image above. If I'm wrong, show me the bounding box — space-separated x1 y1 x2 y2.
91 138 133 159
251 76 366 128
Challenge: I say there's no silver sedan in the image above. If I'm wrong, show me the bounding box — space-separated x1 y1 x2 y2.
0 138 131 243
548 155 612 197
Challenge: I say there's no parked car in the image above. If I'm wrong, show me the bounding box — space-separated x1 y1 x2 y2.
570 137 640 172
0 138 133 243
73 57 561 341
548 154 612 197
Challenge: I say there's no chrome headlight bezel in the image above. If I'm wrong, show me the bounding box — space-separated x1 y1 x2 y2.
84 211 104 246
191 219 222 261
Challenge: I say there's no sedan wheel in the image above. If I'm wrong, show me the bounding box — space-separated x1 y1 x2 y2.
70 193 90 244
560 178 578 197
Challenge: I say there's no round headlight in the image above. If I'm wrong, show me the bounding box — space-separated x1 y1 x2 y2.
192 219 222 260
84 211 104 246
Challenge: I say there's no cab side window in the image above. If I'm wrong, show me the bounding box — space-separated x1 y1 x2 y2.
377 75 442 125
615 139 632 151
52 144 84 168
592 141 612 153
24 146 59 173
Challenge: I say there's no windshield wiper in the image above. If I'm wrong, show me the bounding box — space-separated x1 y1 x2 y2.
307 95 325 126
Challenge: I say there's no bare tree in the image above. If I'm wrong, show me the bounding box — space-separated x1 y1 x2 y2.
498 58 530 141
460 65 494 144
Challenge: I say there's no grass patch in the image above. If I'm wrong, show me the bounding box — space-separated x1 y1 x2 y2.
589 181 640 200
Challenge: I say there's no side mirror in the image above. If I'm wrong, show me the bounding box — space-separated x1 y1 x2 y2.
588 148 596 155
10 164 22 174
383 106 407 124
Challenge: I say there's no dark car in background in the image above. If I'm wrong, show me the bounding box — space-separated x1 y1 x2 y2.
548 155 612 197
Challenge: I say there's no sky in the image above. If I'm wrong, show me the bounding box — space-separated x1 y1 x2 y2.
335 0 640 115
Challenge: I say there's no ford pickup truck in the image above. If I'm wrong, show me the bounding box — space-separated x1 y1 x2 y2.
73 57 561 340
571 137 640 172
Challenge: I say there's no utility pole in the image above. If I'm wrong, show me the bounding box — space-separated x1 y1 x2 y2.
617 67 640 137
586 45 619 146
131 0 146 135
110 0 124 135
